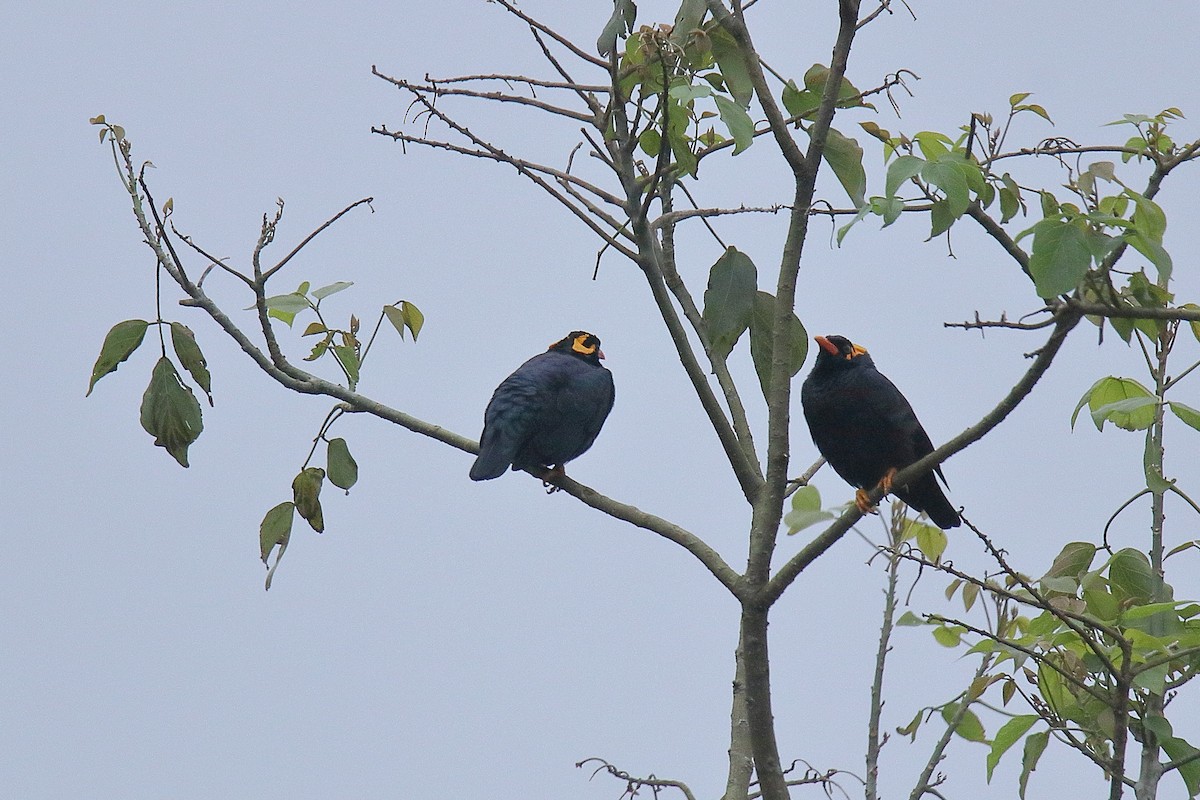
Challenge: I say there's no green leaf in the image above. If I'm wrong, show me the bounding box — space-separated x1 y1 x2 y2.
823 127 866 207
259 501 295 563
1000 173 1022 222
597 0 637 57
311 280 354 301
871 195 905 227
169 322 212 405
1091 396 1158 431
747 290 808 399
1044 542 1097 579
139 356 203 468
669 83 711 104
1134 662 1169 693
885 154 925 198
932 625 962 647
713 95 754 155
1071 377 1106 429
802 63 864 107
1015 103 1053 124
836 205 871 245
1169 401 1200 432
1181 304 1200 342
1161 735 1200 797
914 130 953 161
639 128 662 157
400 300 424 341
1125 231 1173 283
261 292 312 327
1019 731 1049 799
665 96 698 177
896 611 924 626
897 708 924 740
941 703 987 743
780 79 819 119
987 715 1039 781
292 467 326 533
783 484 834 534
1084 376 1157 432
87 319 149 395
914 522 948 562
921 160 970 216
1109 547 1158 605
1083 582 1120 621
928 199 955 238
703 247 758 360
327 438 359 491
333 345 360 390
962 581 980 612
1029 218 1092 298
259 501 295 591
670 0 705 40
709 26 753 106
1127 190 1168 242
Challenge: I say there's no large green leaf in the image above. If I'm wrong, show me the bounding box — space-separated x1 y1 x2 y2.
885 155 925 198
1043 542 1097 580
709 26 753 106
987 715 1039 782
327 438 359 491
1029 218 1092 298
713 95 754 154
1161 734 1200 797
169 321 212 405
703 247 757 360
260 501 295 591
139 356 203 468
259 501 295 563
921 160 969 216
597 0 637 57
941 702 987 743
747 290 808 399
87 319 149 395
1019 731 1049 799
1109 547 1157 605
823 127 866 207
1125 230 1173 283
1076 376 1156 432
292 467 326 533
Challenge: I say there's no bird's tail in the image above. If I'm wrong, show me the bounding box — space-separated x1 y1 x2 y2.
925 494 961 529
469 450 511 481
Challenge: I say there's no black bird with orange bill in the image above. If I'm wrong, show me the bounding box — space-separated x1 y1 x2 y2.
801 334 960 529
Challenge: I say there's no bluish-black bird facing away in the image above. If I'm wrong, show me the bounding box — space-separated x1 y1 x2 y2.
469 331 615 482
801 334 960 529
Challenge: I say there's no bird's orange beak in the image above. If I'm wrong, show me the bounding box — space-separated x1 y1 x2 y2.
815 336 837 356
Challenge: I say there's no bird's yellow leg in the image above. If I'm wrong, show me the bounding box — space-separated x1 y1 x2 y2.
880 467 898 495
855 488 878 515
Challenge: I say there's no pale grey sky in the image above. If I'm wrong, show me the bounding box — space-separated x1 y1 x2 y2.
5 1 1200 798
